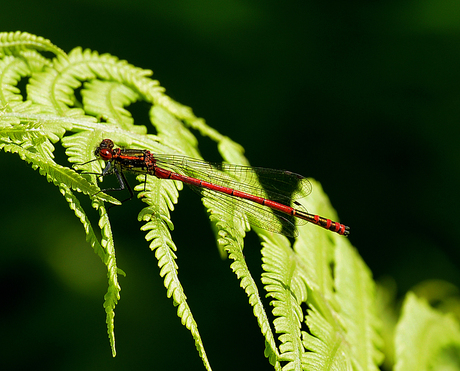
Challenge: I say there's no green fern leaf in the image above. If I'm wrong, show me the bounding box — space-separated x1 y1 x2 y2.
98 209 122 357
334 238 384 371
150 105 200 156
256 180 384 370
81 80 146 134
394 293 460 371
0 31 67 59
261 234 305 369
0 56 30 104
301 305 352 370
1 31 389 371
137 175 212 370
1 141 119 204
200 190 282 369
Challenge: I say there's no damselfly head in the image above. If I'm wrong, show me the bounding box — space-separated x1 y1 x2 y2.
74 139 116 170
95 139 115 161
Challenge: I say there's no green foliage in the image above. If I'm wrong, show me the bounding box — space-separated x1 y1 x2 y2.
1 31 459 370
394 293 460 371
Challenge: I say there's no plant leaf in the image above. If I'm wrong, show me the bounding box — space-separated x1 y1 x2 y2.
0 31 388 371
394 293 460 371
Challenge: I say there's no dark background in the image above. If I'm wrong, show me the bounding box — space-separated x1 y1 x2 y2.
1 1 460 370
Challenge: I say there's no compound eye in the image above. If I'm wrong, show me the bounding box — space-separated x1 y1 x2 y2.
98 148 112 160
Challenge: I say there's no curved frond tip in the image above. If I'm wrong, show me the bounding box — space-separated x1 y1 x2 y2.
0 31 67 59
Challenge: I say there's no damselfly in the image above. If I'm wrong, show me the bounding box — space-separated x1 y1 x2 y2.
83 139 350 237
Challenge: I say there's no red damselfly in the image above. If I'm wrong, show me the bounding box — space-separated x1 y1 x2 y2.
83 139 350 237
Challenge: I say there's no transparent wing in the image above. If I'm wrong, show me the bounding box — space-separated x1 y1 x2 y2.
114 152 312 237
152 154 312 207
192 184 308 238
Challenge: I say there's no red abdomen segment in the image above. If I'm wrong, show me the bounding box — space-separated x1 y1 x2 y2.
152 166 350 236
293 210 349 235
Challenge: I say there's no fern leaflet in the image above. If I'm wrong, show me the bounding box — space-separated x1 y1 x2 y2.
0 31 401 371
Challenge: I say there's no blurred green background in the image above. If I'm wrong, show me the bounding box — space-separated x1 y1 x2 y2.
1 1 460 370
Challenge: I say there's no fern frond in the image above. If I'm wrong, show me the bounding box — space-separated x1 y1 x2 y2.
1 32 389 371
99 206 122 357
1 110 94 145
150 105 200 157
1 142 119 204
260 233 305 370
61 130 100 165
147 89 226 145
301 305 352 371
334 238 384 371
0 50 53 108
232 250 282 369
0 31 67 59
147 87 283 369
227 233 282 369
81 80 146 134
0 56 30 105
137 175 212 370
394 293 460 371
28 47 156 117
27 59 86 116
253 180 383 371
0 118 45 149
217 136 248 164
200 191 282 369
0 111 66 159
